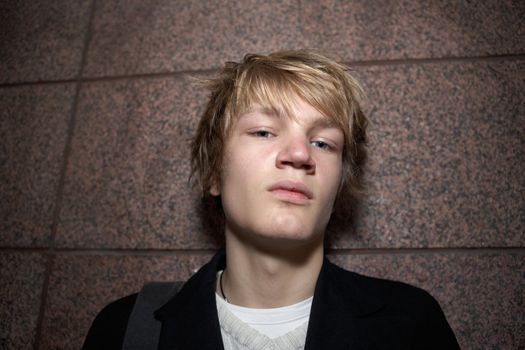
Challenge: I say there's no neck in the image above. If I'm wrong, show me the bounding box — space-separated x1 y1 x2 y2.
221 227 324 308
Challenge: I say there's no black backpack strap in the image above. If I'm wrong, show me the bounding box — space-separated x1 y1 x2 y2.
122 281 184 350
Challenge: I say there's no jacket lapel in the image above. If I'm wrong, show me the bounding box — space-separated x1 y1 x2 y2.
153 252 384 350
304 258 384 350
154 251 226 350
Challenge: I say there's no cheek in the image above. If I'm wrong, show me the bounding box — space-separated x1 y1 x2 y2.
223 143 274 180
219 147 259 203
219 153 262 228
320 160 343 206
222 151 252 185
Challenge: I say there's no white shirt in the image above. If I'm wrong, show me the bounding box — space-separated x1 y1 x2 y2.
214 272 312 350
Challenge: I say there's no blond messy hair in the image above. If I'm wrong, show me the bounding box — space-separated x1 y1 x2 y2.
191 50 368 207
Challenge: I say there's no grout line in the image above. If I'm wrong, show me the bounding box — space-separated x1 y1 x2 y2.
325 247 525 255
0 247 220 255
0 68 219 88
47 0 98 248
46 21 92 251
343 53 525 67
78 67 220 83
0 78 79 88
2 246 524 255
32 253 54 350
1 53 524 88
52 248 220 256
297 0 303 40
45 82 82 248
32 1 99 349
79 0 98 79
78 0 96 80
47 83 84 249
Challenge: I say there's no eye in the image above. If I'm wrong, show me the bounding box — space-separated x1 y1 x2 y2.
311 140 333 151
252 130 274 138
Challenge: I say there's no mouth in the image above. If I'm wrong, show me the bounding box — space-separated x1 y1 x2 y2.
267 180 313 205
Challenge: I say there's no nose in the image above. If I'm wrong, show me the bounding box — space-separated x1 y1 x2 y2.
276 136 316 174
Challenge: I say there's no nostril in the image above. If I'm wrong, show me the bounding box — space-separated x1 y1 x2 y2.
275 139 316 172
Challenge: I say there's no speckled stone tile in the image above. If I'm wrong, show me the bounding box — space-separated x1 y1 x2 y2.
0 84 74 247
56 75 224 249
39 252 212 350
83 0 304 77
0 0 92 83
327 252 525 350
0 252 47 350
327 60 525 248
301 0 525 62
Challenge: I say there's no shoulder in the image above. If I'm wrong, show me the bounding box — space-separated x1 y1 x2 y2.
326 261 460 348
82 293 137 350
352 268 439 313
328 260 442 315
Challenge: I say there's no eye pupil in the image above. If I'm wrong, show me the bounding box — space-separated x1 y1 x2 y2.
313 141 330 150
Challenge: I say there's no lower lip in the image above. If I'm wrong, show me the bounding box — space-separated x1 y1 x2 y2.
270 189 311 205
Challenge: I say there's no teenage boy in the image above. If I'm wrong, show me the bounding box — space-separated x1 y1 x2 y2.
83 50 459 349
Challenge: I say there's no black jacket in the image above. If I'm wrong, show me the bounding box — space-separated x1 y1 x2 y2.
83 251 460 349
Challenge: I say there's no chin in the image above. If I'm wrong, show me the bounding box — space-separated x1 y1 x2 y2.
256 221 323 245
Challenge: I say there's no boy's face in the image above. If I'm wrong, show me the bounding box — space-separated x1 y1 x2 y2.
211 97 344 246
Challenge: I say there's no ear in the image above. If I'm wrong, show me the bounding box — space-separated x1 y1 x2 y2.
209 179 220 196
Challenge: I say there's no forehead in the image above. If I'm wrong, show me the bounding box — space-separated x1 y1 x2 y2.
238 101 339 129
226 71 350 137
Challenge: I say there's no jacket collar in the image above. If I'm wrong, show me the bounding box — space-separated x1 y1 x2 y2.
304 257 384 349
154 250 384 350
154 250 226 350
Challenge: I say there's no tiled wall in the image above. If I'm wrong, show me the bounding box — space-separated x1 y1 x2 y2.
1 1 524 349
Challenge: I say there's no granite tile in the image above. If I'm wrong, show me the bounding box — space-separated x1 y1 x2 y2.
83 0 304 77
0 0 92 83
0 84 74 247
327 60 525 248
57 75 223 249
301 0 525 61
328 252 525 350
0 252 47 350
39 252 212 350
38 251 525 349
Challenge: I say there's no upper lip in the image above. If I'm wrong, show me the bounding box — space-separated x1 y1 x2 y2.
267 180 314 199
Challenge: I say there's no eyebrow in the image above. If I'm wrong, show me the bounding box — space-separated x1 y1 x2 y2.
247 106 285 118
242 105 340 130
246 107 338 124
310 117 339 129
